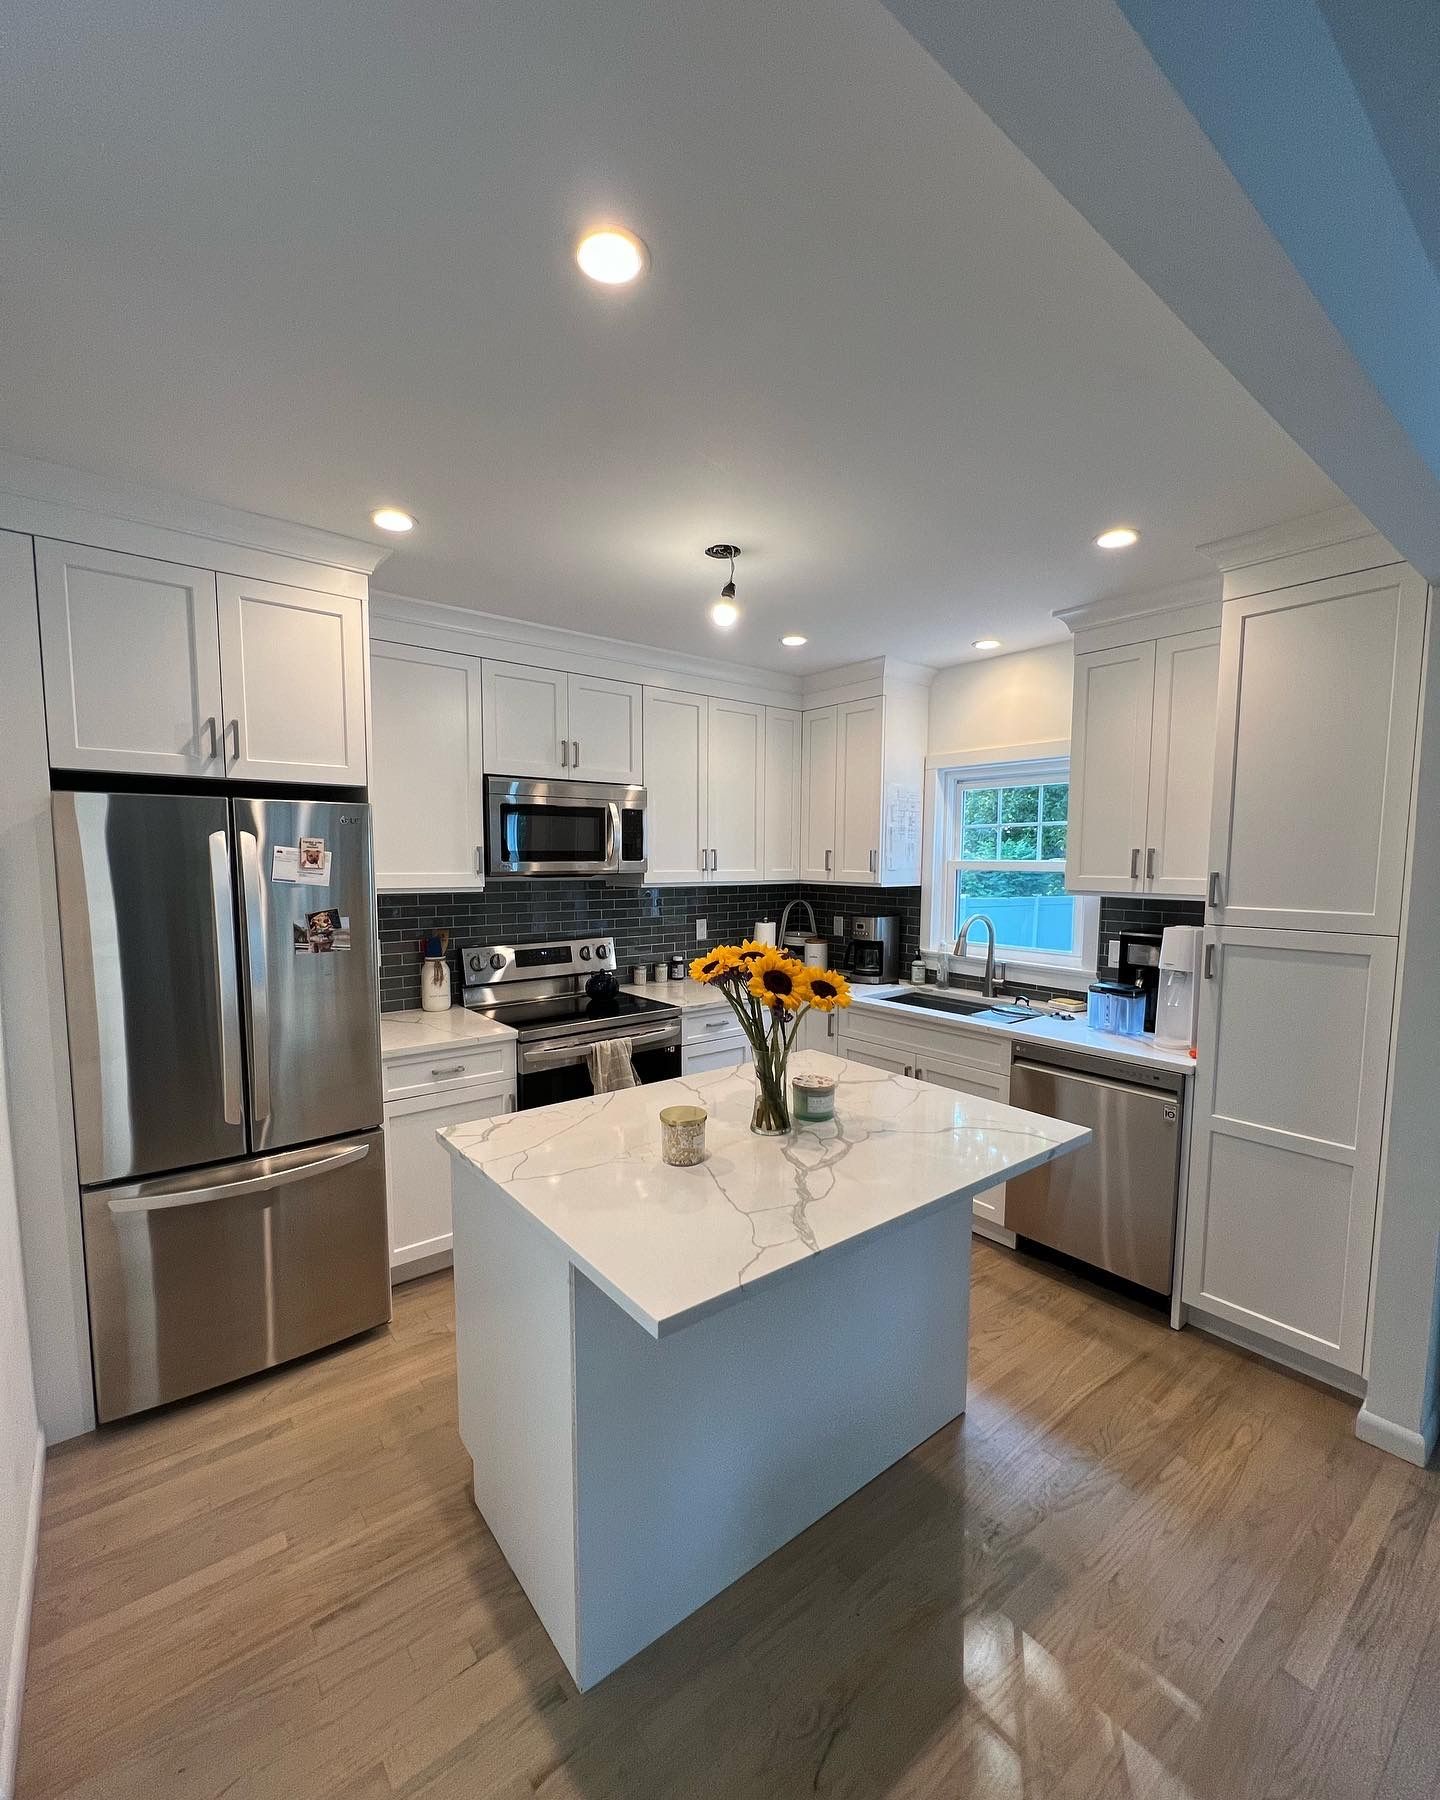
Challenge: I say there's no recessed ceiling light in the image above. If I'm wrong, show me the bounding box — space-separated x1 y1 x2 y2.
575 227 648 286
371 507 416 533
780 634 808 648
972 637 1002 651
1095 525 1139 549
710 600 740 630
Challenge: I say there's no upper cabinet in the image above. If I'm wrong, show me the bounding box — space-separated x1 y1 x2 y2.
371 640 485 891
37 540 225 778
762 708 802 882
482 660 642 785
1205 567 1426 934
1066 625 1219 898
641 688 764 883
37 541 367 786
800 686 926 886
216 575 367 785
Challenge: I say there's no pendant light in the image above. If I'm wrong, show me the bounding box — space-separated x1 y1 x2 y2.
705 543 741 629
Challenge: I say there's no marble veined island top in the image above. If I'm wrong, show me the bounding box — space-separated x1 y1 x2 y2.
440 1050 1089 1339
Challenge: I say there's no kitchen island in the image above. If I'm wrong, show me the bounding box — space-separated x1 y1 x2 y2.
441 1051 1088 1689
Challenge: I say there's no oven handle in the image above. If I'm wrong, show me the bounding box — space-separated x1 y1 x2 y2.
521 1026 679 1070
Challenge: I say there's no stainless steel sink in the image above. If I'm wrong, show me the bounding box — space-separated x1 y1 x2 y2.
880 991 1040 1024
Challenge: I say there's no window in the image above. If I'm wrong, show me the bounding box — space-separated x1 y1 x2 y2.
931 757 1097 973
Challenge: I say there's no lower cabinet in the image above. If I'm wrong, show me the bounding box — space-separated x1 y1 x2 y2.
681 1007 752 1075
1182 927 1395 1374
383 1080 514 1279
902 1049 1012 1227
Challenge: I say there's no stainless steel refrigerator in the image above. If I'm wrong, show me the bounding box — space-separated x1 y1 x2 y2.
52 790 389 1422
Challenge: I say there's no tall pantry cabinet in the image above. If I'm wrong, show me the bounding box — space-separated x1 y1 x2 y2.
1182 518 1428 1377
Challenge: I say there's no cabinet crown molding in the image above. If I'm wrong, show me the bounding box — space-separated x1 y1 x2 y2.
1055 575 1220 638
1198 503 1402 599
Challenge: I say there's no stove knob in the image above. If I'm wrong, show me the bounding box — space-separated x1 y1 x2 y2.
488 953 506 971
594 943 609 959
579 945 591 960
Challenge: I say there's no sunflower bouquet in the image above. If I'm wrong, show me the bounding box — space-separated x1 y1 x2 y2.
687 941 852 1134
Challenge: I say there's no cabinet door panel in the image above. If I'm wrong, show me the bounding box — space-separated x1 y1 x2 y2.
642 688 707 883
37 540 223 777
800 706 838 882
482 661 568 779
217 576 366 784
371 641 485 889
568 674 642 785
1207 568 1425 932
907 1051 1010 1226
1066 641 1155 894
384 1085 511 1276
763 707 802 881
838 1041 912 1078
1182 927 1394 1372
835 699 883 884
681 1039 753 1076
1145 627 1220 897
707 697 765 882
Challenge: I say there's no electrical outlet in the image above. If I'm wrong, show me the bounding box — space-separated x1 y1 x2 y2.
695 917 707 940
1106 938 1121 968
833 914 844 937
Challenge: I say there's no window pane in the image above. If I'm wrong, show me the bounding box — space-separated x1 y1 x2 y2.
1000 785 1040 823
955 868 1076 954
961 825 999 859
1041 783 1069 822
1041 823 1067 860
962 787 999 825
999 824 1038 860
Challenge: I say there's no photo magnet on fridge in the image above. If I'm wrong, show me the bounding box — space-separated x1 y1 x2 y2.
293 910 350 953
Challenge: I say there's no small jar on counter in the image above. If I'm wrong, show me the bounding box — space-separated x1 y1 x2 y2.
791 1071 838 1125
629 964 647 984
668 954 687 981
652 961 668 983
659 1104 707 1166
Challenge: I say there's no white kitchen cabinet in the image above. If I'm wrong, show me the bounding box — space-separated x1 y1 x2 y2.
680 1004 752 1074
1205 567 1426 934
1145 628 1221 895
371 640 485 890
763 707 802 881
643 687 708 882
800 706 839 881
1066 641 1156 894
707 697 765 881
1183 927 1396 1373
902 1048 1011 1227
835 698 885 883
797 1007 841 1053
482 661 642 784
384 1082 513 1278
838 1041 912 1078
216 574 367 785
36 539 225 778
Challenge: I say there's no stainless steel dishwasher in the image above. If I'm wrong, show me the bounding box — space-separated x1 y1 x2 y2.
1006 1042 1184 1296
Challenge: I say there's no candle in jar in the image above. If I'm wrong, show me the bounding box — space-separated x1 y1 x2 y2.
659 1104 707 1166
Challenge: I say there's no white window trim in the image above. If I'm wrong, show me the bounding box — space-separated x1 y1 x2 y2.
920 743 1099 989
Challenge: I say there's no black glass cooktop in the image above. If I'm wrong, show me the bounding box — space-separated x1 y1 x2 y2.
468 990 677 1037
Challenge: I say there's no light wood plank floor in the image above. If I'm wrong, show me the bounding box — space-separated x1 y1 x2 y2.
18 1242 1440 1799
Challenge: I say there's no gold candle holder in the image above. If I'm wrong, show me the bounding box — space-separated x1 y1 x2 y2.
659 1104 707 1166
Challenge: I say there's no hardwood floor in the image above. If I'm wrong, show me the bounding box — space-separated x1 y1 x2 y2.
18 1242 1440 1800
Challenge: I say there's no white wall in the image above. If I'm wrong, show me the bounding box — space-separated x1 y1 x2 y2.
0 990 42 1799
927 639 1072 754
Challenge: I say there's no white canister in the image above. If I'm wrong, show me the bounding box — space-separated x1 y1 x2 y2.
420 956 451 1012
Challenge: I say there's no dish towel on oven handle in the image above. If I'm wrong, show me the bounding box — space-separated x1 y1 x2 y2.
585 1036 638 1093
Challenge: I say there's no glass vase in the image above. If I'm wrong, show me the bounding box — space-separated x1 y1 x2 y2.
749 1062 791 1136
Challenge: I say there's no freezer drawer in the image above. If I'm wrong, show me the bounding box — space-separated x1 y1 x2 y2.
83 1130 390 1421
1006 1054 1183 1295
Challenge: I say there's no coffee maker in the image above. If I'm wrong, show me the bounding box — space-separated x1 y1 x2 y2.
848 915 900 985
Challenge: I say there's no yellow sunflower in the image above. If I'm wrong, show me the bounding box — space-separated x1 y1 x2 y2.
802 968 852 1012
689 946 740 984
746 947 809 1011
731 939 773 969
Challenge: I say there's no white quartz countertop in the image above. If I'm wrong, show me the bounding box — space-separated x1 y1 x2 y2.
618 977 728 1013
847 986 1197 1074
440 1051 1088 1337
380 1006 517 1059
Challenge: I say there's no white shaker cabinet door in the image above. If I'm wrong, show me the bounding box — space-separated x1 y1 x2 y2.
1182 927 1396 1373
762 707 803 881
371 640 485 890
800 706 839 882
36 539 224 777
642 687 708 883
481 660 569 779
706 697 765 882
1066 640 1155 894
384 1084 512 1277
216 575 367 785
903 1049 1011 1226
1144 627 1220 897
834 698 883 885
837 1040 912 1079
1205 567 1425 933
567 673 643 785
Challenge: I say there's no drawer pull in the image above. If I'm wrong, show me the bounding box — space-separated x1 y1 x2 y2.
430 1064 466 1079
702 1018 731 1030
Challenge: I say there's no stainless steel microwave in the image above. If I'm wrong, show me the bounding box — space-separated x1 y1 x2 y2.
484 776 647 879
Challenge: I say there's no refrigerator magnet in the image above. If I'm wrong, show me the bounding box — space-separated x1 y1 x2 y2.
296 838 332 886
271 845 299 883
294 910 350 953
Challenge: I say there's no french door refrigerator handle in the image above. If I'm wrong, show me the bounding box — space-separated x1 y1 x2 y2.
105 1142 370 1214
238 828 272 1124
207 829 244 1126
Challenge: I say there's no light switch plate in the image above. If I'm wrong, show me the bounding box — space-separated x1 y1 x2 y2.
1107 938 1121 968
833 914 844 937
695 918 707 940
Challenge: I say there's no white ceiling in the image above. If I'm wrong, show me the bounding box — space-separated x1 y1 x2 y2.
0 0 1339 672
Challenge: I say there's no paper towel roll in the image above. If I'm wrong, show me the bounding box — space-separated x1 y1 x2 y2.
1159 925 1199 973
753 919 777 947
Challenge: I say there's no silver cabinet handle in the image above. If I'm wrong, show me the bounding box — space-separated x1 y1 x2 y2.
430 1064 466 1079
1130 847 1141 880
827 1013 835 1039
226 718 241 768
869 848 877 873
903 1065 913 1077
107 1142 369 1215
200 716 219 763
703 1017 731 1030
825 848 833 873
475 846 484 876
699 845 708 876
1203 942 1217 980
238 830 271 1124
572 739 580 768
208 829 244 1127
560 739 569 767
1207 870 1222 908
710 848 718 872
1145 848 1156 881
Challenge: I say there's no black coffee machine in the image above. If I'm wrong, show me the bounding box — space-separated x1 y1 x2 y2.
1116 931 1163 1033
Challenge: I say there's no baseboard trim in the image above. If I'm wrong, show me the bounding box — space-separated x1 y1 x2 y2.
2 1427 44 1800
1355 1399 1440 1468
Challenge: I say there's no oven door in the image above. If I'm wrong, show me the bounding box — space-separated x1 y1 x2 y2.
485 777 619 878
517 1022 681 1109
